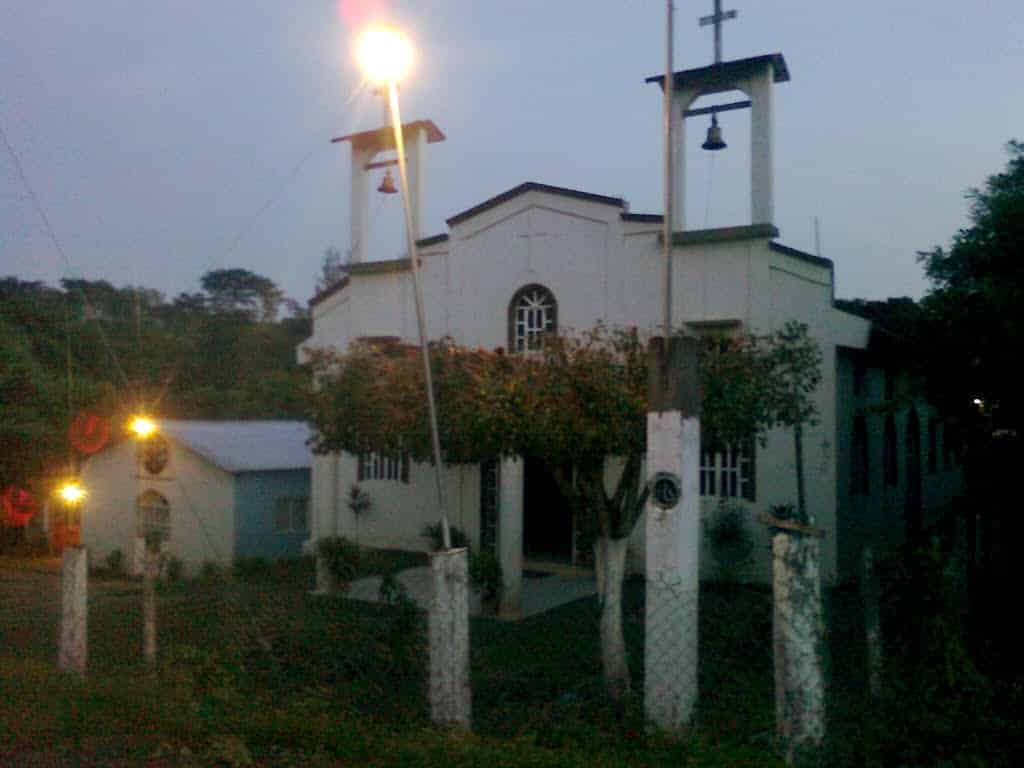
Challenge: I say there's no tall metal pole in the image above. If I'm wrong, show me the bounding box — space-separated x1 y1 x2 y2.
386 82 452 551
662 0 675 338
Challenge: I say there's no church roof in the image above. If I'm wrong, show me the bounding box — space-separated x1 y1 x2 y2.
645 53 790 95
159 420 313 473
447 182 625 227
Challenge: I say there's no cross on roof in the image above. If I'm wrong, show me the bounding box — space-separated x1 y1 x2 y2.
699 0 738 64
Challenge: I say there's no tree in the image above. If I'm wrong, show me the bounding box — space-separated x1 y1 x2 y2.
315 246 349 296
201 268 284 322
308 325 820 701
917 140 1024 432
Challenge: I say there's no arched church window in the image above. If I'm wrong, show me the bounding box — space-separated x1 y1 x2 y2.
138 435 170 475
136 490 171 546
508 284 557 352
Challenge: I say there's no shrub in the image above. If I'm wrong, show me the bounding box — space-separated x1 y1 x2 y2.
104 548 126 577
163 556 184 583
421 522 469 551
316 536 360 589
233 555 273 582
705 502 754 581
346 485 372 516
469 549 504 604
198 561 225 584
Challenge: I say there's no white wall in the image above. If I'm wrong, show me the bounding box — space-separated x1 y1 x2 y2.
81 438 236 573
303 186 941 584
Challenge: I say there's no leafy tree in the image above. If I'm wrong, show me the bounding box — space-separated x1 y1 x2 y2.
315 246 349 296
201 268 284 322
917 140 1024 432
308 325 821 700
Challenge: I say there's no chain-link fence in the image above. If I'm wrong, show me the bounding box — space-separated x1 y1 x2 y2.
0 504 1012 766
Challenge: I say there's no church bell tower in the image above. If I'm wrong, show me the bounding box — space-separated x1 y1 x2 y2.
331 118 446 263
647 2 789 232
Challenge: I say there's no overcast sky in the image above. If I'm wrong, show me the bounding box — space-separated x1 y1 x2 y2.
2 0 1022 306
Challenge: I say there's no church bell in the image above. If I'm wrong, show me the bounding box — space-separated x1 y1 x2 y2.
377 169 398 194
701 113 727 151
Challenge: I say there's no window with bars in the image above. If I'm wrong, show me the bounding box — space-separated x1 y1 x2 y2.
136 490 170 545
357 452 410 483
700 443 755 501
273 496 309 533
851 410 870 495
508 284 557 353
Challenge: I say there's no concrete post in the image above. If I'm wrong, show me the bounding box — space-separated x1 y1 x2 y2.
771 527 826 764
143 546 157 665
497 456 524 619
406 125 426 241
428 547 471 728
350 146 372 264
58 547 88 676
748 67 775 226
131 535 145 577
644 336 701 730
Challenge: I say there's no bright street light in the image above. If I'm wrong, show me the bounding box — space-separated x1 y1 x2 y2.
354 23 452 550
356 24 413 85
57 481 86 505
130 416 157 439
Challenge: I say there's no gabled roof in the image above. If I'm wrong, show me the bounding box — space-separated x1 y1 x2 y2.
159 420 312 473
446 182 625 227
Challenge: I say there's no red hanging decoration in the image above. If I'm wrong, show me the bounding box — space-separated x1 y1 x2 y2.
69 411 111 455
2 486 38 527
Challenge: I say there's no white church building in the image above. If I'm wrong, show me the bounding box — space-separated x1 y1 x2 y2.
300 49 961 615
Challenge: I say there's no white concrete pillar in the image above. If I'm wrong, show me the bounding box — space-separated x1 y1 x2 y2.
672 87 698 231
406 125 426 241
748 68 775 226
428 548 471 728
644 336 700 730
59 547 88 676
143 546 158 665
131 536 145 577
772 530 825 762
498 456 524 619
350 146 372 264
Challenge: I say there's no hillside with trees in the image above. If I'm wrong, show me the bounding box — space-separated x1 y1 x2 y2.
0 269 311 500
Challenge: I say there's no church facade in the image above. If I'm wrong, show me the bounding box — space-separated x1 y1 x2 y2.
300 51 961 614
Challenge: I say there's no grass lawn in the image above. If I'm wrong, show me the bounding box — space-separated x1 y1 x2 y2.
0 552 1014 766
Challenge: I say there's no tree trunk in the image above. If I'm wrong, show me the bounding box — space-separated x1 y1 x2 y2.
597 534 630 701
794 422 808 524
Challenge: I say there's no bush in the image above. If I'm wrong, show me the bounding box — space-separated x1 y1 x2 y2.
163 555 184 583
197 561 225 584
316 536 360 589
421 522 469 551
104 548 126 577
469 549 504 604
233 555 273 582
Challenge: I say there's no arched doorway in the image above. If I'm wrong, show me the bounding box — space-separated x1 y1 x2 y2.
523 458 573 563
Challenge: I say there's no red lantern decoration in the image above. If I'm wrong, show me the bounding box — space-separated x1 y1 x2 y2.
69 411 111 455
2 486 38 527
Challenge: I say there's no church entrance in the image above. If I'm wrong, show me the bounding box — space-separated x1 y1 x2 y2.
523 458 573 563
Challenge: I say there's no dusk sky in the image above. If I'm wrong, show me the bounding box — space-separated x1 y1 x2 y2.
2 0 1022 307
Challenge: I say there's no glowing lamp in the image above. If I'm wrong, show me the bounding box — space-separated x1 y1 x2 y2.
130 416 158 439
356 24 413 85
58 482 86 505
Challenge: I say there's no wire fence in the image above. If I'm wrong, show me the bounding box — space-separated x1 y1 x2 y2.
0 503 1003 766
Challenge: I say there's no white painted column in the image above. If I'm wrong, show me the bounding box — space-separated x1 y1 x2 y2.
671 88 697 231
58 547 88 676
498 456 524 619
644 336 700 730
429 547 471 728
748 68 775 226
405 125 426 241
350 146 372 264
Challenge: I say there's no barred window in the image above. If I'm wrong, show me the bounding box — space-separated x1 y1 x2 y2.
700 443 755 501
136 490 170 545
851 410 870 495
508 284 557 353
274 496 309 533
884 412 899 487
358 452 410 483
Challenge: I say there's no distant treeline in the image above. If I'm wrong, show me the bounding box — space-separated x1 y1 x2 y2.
0 269 312 493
